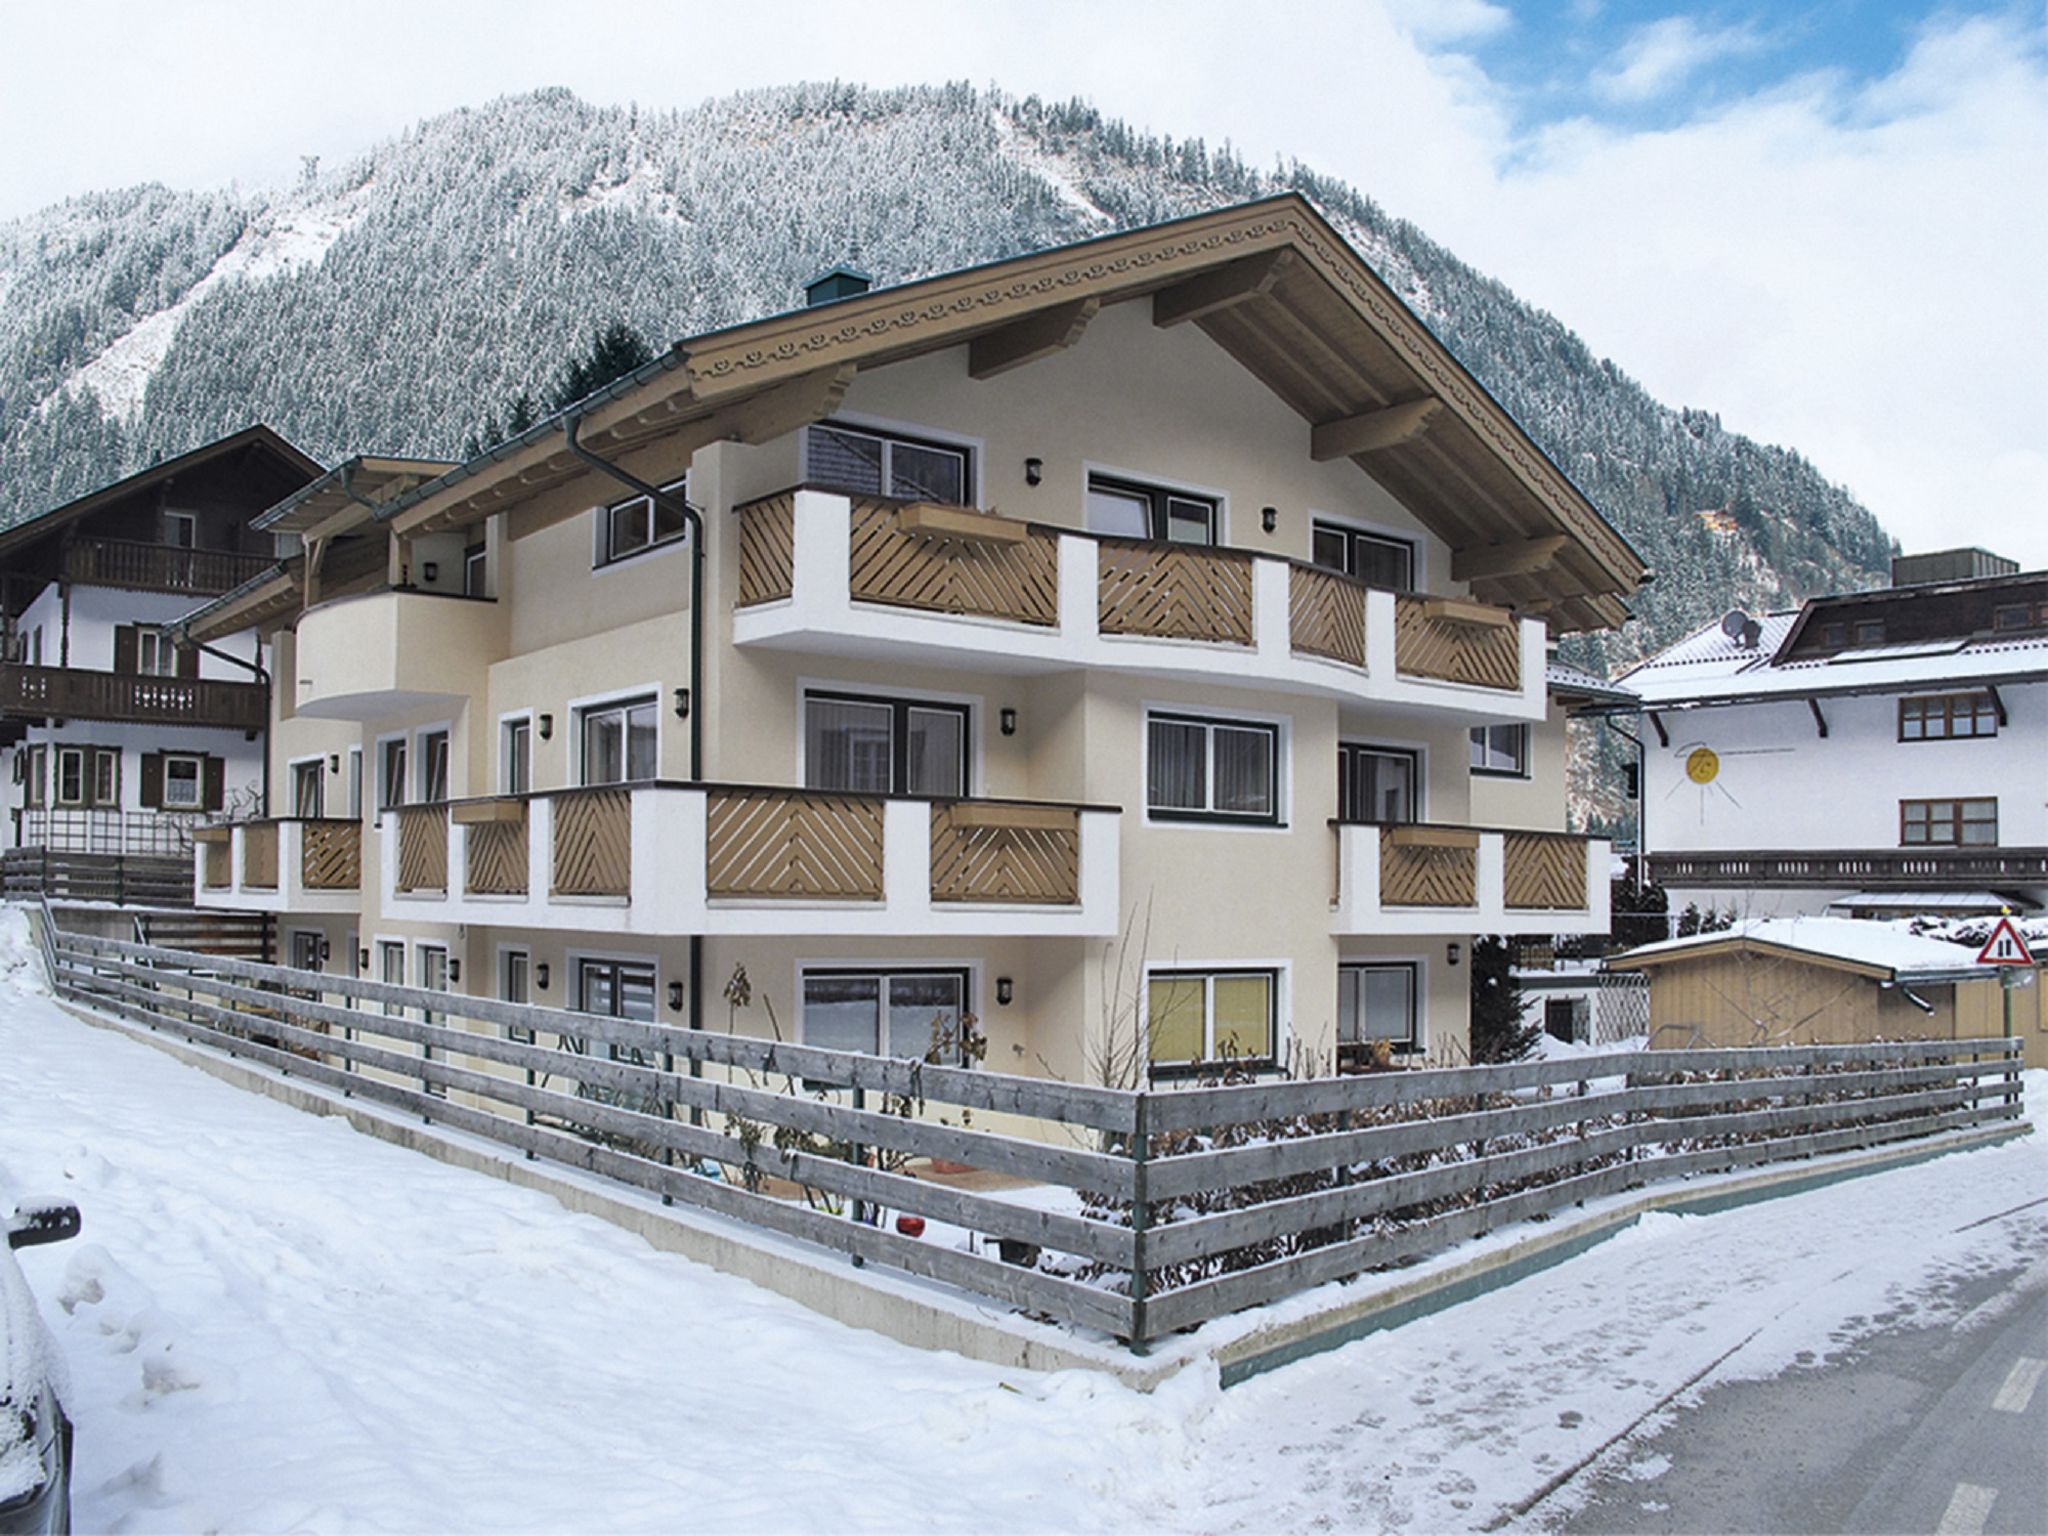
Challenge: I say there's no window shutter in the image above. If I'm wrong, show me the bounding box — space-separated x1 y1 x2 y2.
140 752 163 809
203 756 226 812
176 640 199 679
113 625 138 674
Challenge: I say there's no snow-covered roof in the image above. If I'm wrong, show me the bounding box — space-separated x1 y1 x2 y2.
1546 658 1636 705
1619 613 2048 706
1611 916 1990 981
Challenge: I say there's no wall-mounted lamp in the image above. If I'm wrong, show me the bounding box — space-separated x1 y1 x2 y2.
537 714 553 741
448 957 462 984
999 707 1017 737
1261 506 1278 534
1446 942 1462 968
328 753 341 773
673 687 691 720
1024 457 1043 487
319 939 332 963
422 561 439 583
667 981 685 1012
358 947 370 972
534 962 551 991
995 976 1014 1007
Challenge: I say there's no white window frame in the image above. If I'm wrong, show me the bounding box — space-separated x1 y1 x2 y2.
1141 962 1287 1077
1307 508 1427 591
1142 701 1288 829
415 724 453 804
1338 959 1425 1061
1338 738 1426 824
161 752 205 810
54 746 86 807
566 947 667 1073
794 961 978 1064
375 732 408 815
346 746 364 819
1082 460 1228 546
1470 723 1530 778
288 928 327 974
800 414 983 508
794 676 984 798
498 945 533 1042
288 756 325 818
499 713 533 796
136 628 178 678
90 747 118 809
568 683 662 787
593 476 690 570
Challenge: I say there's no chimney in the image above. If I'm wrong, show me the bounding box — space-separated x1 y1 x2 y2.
1890 548 2018 587
803 266 873 308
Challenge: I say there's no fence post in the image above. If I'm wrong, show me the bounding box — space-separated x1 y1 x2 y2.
1127 1089 1152 1354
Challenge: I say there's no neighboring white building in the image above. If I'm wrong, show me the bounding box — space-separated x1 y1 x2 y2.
1618 548 2048 920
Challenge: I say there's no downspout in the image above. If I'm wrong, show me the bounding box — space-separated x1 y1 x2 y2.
561 414 709 1070
1607 717 1645 895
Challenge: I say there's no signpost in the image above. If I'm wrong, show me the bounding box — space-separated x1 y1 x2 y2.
1975 917 2037 1045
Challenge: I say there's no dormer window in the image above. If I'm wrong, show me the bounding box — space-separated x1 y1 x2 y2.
1852 619 1885 646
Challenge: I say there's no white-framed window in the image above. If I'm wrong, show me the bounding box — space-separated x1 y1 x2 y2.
596 477 689 567
378 736 407 812
137 629 178 677
54 748 85 807
22 745 45 808
1146 969 1278 1075
500 947 532 1043
1470 724 1529 777
579 695 657 785
289 929 326 974
346 747 363 818
290 759 324 818
1312 520 1415 590
1086 472 1217 545
805 422 970 506
417 943 450 1096
803 689 968 798
501 716 532 795
1338 742 1419 823
416 729 451 803
464 543 488 596
1147 711 1281 825
1338 962 1419 1063
162 753 205 810
800 968 970 1063
90 748 118 808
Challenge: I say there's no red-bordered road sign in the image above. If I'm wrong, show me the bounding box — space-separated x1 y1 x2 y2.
1975 917 2036 967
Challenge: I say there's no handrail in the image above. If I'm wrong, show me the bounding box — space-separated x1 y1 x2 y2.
382 781 1126 817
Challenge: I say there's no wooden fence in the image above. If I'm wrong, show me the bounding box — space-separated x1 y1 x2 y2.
2 849 193 907
39 920 2023 1350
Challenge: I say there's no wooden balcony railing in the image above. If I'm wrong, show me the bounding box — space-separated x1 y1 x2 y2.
458 800 529 896
300 820 362 892
197 829 231 890
1097 539 1254 644
848 498 1059 625
394 806 449 893
929 802 1080 905
735 492 797 606
1378 824 1479 907
1646 847 2048 889
0 665 267 732
551 788 631 898
241 821 279 890
706 788 885 900
63 538 276 596
1393 595 1520 690
1288 563 1366 667
1504 831 1589 911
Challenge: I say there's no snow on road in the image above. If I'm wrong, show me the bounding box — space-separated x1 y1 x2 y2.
0 908 2041 1533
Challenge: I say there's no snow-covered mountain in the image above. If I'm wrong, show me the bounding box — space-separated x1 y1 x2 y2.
0 83 1893 704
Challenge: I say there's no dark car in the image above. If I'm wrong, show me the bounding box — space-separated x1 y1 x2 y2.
1 1200 81 1536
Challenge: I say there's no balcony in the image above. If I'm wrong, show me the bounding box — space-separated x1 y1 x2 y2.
63 538 276 597
732 489 1546 722
293 588 503 722
1647 848 2048 890
195 818 363 914
380 782 1121 937
1331 821 1611 936
0 665 266 733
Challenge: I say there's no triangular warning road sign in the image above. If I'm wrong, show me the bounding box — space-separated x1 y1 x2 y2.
1976 916 2036 967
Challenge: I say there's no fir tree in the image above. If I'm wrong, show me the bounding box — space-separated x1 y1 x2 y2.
1469 936 1540 1064
549 321 654 410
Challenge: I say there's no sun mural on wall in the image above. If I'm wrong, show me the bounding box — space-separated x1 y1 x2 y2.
1665 739 1792 825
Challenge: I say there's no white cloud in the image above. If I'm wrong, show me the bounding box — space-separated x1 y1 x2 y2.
1383 0 1515 47
1593 15 1767 104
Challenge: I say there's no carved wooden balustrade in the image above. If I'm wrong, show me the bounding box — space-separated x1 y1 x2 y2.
1392 595 1520 690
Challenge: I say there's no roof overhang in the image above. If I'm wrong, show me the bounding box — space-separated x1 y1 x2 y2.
377 195 1645 632
254 455 455 536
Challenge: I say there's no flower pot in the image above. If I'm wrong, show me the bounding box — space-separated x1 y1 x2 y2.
895 1214 926 1238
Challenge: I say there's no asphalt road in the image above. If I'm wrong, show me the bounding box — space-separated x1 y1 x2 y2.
1545 1242 2048 1535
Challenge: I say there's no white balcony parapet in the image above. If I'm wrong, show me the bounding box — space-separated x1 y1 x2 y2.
1331 822 1611 937
733 489 1545 723
194 819 363 915
380 784 1122 938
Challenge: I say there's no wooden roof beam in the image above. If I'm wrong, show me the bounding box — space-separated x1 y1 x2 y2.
1451 534 1570 583
1311 397 1443 461
1152 248 1295 328
969 298 1100 380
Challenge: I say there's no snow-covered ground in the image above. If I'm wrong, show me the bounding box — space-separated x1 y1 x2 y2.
0 908 2041 1533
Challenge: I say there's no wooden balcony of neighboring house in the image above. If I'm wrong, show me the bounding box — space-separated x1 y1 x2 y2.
0 664 267 734
61 538 278 597
194 818 363 914
374 781 1121 938
732 486 1546 723
1330 819 1612 936
1645 847 2048 890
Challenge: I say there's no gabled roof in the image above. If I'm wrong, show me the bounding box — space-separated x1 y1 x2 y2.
1546 657 1636 707
372 195 1646 632
254 454 455 535
1610 917 1987 984
0 424 321 561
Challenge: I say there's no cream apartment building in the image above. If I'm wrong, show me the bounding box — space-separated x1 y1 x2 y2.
184 196 1645 1083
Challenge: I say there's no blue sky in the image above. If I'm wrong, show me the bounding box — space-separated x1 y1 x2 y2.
1 0 2042 562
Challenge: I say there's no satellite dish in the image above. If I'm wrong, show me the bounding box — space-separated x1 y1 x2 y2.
1720 609 1751 640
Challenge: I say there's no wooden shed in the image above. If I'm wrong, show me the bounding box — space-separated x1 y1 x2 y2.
1609 918 2044 1067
